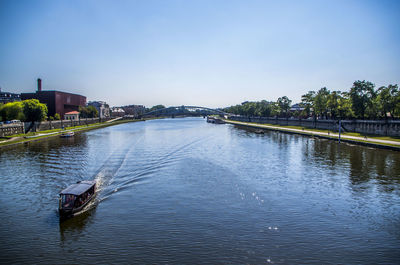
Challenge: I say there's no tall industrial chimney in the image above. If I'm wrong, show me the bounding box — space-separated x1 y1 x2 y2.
37 78 42 92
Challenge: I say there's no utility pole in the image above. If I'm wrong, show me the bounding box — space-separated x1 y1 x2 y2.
338 120 341 143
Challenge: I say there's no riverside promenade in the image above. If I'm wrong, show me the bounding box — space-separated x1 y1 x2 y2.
225 119 400 150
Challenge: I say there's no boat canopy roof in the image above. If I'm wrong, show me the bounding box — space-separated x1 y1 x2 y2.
60 180 95 196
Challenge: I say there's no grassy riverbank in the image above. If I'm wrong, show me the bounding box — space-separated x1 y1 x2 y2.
0 119 143 148
224 119 400 151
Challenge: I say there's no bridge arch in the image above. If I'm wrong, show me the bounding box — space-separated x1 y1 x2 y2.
143 105 227 116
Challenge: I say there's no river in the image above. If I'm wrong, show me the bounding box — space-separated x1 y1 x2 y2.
0 117 399 264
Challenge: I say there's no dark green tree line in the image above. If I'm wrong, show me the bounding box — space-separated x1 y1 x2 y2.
224 80 399 119
0 99 48 122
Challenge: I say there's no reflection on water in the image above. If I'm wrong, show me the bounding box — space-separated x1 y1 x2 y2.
0 118 399 264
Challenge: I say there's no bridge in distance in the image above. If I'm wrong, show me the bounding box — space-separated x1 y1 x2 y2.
142 105 227 117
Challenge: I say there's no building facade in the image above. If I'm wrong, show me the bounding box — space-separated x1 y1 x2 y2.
0 88 21 104
20 79 86 119
111 107 125 117
88 101 110 119
64 111 80 120
121 105 145 117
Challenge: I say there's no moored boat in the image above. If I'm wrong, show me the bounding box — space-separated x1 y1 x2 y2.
59 180 96 219
206 116 225 124
60 131 74 137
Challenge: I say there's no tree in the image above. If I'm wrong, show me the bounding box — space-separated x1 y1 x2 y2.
301 91 316 117
87 106 98 118
376 84 399 119
314 87 330 118
337 92 354 119
326 91 341 119
22 99 48 122
0 101 25 121
149 105 166 112
277 96 292 117
255 100 272 117
54 113 61 120
349 80 376 119
79 106 98 118
243 102 256 117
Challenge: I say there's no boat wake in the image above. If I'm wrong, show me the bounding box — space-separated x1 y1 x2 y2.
98 135 211 201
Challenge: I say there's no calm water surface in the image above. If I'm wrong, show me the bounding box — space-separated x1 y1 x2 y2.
0 117 399 264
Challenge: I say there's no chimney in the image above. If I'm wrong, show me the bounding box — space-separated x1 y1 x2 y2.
37 78 42 92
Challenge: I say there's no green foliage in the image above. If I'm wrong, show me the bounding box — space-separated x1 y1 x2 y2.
225 80 399 120
79 106 98 118
224 101 273 117
300 91 315 117
22 99 48 122
277 96 292 117
54 113 61 120
376 84 399 119
149 105 166 112
0 101 25 121
337 92 354 119
314 87 330 118
349 80 376 119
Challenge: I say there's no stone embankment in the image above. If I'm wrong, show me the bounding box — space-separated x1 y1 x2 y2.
225 119 400 151
228 116 400 137
0 117 113 137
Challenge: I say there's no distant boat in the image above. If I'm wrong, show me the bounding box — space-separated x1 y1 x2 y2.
60 131 74 137
59 180 96 219
254 129 264 134
206 116 225 124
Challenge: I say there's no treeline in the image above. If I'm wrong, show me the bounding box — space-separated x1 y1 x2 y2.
224 80 400 120
0 99 48 122
0 100 99 123
79 106 98 118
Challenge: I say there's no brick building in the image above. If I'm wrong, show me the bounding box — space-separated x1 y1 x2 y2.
20 79 86 119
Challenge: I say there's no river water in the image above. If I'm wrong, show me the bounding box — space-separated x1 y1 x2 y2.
0 117 399 264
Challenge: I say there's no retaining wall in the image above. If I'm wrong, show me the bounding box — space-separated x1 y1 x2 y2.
0 117 112 137
0 123 24 137
228 116 400 137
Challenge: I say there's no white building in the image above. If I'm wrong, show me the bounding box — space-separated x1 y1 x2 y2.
64 111 80 120
111 107 125 117
88 101 110 119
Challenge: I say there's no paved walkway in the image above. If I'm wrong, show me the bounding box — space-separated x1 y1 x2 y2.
225 120 400 146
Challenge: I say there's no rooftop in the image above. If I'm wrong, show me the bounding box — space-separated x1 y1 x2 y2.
60 180 96 196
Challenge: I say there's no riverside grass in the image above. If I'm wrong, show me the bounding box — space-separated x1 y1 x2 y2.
0 119 141 147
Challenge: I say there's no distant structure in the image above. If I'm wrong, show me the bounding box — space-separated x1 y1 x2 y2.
111 107 125 117
20 78 86 119
88 101 110 119
0 87 21 103
121 105 145 118
289 103 305 113
64 111 80 120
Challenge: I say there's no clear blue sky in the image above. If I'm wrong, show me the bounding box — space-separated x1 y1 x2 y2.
1 0 399 108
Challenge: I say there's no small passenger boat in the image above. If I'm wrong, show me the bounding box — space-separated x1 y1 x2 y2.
59 180 96 219
60 131 74 138
254 129 265 134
